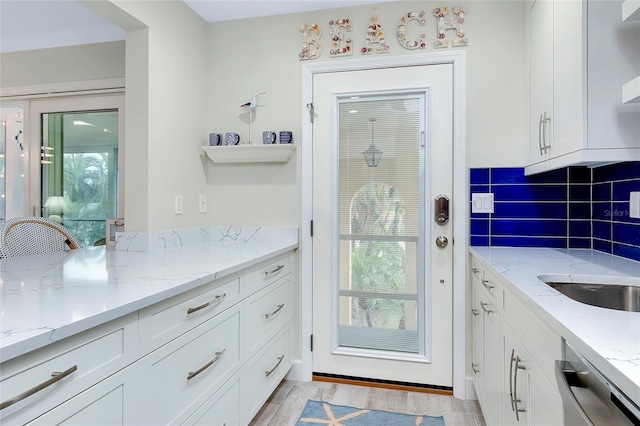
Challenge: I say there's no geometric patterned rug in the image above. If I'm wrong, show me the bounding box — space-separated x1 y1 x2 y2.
296 400 445 425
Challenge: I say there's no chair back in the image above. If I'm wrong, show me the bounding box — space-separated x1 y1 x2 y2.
0 216 82 258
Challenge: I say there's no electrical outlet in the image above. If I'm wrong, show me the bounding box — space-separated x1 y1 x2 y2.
199 194 207 213
175 195 183 215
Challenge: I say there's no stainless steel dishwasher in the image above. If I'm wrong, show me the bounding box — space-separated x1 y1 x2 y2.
556 341 640 425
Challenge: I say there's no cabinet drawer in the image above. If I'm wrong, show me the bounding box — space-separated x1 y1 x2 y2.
182 376 240 426
479 268 503 307
0 314 137 425
244 254 291 296
138 307 242 426
138 276 241 354
244 277 291 357
503 288 561 383
241 327 291 424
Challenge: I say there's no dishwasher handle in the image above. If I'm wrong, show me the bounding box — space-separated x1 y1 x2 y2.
555 360 594 426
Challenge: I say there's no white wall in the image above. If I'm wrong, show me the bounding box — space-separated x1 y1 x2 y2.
207 1 526 226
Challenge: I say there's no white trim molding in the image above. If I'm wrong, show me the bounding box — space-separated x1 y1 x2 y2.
0 78 125 100
301 52 468 399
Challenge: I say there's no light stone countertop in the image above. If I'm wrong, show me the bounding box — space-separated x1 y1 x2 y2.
0 237 298 363
469 247 640 406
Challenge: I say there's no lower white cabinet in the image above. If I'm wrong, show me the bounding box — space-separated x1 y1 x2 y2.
470 253 562 425
182 376 240 426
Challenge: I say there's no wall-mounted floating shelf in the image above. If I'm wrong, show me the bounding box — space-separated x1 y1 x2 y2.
202 144 296 163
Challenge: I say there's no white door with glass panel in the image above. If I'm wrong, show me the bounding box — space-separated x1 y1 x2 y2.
312 65 453 387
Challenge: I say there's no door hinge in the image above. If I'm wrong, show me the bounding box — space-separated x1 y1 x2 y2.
306 102 314 123
310 220 314 237
310 334 313 352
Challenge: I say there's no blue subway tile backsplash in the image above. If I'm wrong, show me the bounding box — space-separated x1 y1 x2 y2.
469 162 640 262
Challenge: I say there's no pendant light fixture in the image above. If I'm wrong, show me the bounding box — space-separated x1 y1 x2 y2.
362 117 382 167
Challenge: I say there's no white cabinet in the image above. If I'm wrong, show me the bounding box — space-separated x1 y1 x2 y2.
470 253 562 425
525 0 640 175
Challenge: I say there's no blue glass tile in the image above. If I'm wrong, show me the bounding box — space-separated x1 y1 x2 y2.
490 236 567 248
492 185 567 202
490 167 527 184
592 202 612 221
569 185 590 202
470 168 490 185
612 223 640 246
469 186 490 200
492 202 567 219
527 168 568 184
611 202 640 224
593 162 640 183
612 179 640 201
612 243 640 262
592 220 611 240
470 219 489 236
593 239 612 253
470 235 489 246
569 238 591 249
569 203 591 219
491 219 567 237
569 167 591 183
569 220 591 237
592 183 611 202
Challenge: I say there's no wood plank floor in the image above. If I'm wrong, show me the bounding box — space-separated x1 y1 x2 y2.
250 380 486 425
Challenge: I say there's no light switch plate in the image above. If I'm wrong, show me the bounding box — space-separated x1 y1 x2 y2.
630 192 640 219
471 193 494 213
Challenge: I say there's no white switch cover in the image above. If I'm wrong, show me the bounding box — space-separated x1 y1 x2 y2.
630 192 640 219
175 195 183 215
471 193 494 213
199 194 207 213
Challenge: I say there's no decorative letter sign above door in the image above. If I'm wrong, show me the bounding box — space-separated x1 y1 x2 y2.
328 18 353 57
299 23 323 60
433 6 468 49
397 10 427 50
361 8 390 54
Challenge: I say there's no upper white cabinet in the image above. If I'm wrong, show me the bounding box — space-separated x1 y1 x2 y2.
525 0 640 175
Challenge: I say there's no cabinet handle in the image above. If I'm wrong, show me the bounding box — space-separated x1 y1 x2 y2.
472 267 480 275
481 279 494 291
187 293 227 315
187 349 226 381
0 365 78 410
538 113 545 155
265 303 285 319
471 362 480 374
514 355 526 421
471 308 480 317
509 349 516 411
264 265 284 277
480 302 494 315
542 112 551 154
265 355 285 377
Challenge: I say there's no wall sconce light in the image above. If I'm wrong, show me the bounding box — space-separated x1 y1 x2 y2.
362 117 382 167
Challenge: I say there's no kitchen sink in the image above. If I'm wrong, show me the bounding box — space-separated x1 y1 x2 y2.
544 281 640 312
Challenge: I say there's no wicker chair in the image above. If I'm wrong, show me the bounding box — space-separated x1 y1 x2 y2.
0 216 82 259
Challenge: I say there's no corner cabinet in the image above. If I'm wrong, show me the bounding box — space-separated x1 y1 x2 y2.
525 0 640 175
0 251 295 426
470 252 563 425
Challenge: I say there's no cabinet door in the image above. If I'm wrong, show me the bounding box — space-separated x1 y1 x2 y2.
471 282 484 402
551 0 585 158
26 364 138 426
528 0 554 166
481 292 502 426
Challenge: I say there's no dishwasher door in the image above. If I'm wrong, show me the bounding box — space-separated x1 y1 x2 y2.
556 342 640 426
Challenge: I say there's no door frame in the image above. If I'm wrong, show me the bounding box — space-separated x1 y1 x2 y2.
300 51 469 399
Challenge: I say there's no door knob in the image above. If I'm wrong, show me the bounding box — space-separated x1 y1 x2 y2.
435 235 448 248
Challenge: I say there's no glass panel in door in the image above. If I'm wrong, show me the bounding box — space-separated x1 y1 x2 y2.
41 110 118 246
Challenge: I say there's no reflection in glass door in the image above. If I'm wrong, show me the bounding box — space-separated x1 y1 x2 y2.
40 110 119 246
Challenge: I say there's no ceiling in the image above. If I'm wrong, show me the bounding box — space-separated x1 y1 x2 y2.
0 0 394 54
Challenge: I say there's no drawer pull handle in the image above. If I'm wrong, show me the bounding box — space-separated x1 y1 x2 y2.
471 362 480 374
471 308 479 317
514 355 526 420
264 265 285 276
187 349 226 381
265 303 285 319
481 279 494 290
265 355 285 377
480 302 494 314
0 365 78 411
472 268 480 274
187 293 227 315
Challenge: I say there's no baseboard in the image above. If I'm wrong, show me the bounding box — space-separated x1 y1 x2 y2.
466 375 478 400
312 373 453 395
286 359 304 381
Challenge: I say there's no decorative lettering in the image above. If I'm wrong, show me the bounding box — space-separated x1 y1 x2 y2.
328 18 352 57
299 23 322 60
361 8 389 54
433 5 469 49
397 11 427 50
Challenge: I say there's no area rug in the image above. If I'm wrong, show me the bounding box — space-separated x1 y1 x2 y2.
296 400 445 425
